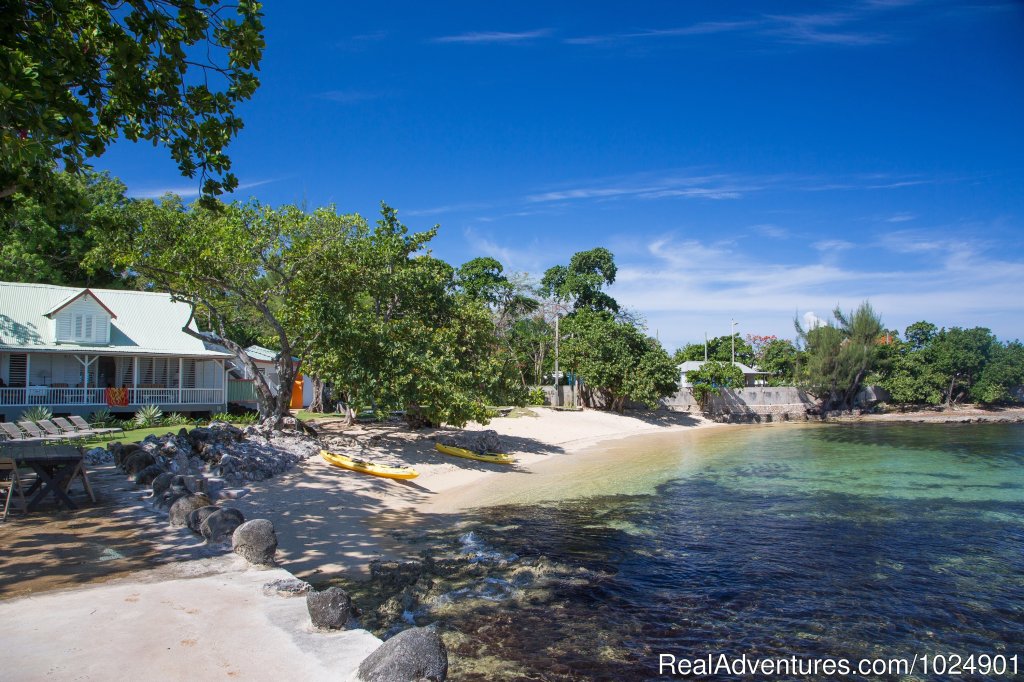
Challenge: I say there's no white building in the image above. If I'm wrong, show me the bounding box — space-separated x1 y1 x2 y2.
0 282 231 420
678 360 771 388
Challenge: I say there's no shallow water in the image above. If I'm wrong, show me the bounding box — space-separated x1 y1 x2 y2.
365 423 1024 680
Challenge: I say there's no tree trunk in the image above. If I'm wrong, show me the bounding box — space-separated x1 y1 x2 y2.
309 376 325 413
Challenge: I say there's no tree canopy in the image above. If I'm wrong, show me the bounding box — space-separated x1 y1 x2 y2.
106 196 364 422
0 170 134 286
796 301 884 411
685 360 745 411
1 0 265 201
540 247 618 313
561 309 678 412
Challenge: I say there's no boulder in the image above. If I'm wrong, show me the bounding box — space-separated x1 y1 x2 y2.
122 451 156 477
262 578 311 598
306 587 356 630
232 519 277 566
151 472 182 498
152 482 190 511
168 493 213 527
199 507 245 543
134 462 166 486
436 429 502 455
356 626 448 682
185 505 220 533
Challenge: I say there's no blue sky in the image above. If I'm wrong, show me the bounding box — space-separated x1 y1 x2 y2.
96 0 1024 351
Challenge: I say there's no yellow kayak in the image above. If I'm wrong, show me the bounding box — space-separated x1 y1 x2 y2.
435 443 516 465
321 450 419 480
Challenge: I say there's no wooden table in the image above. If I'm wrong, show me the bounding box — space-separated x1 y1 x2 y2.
1 444 85 511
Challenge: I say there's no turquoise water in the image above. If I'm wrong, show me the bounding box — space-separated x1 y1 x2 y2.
371 423 1024 680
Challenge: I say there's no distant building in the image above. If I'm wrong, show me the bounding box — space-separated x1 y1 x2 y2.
227 345 312 409
678 360 771 388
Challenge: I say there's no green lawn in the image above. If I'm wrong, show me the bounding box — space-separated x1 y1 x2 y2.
86 424 199 447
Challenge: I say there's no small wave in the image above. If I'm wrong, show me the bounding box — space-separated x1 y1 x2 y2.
458 531 519 564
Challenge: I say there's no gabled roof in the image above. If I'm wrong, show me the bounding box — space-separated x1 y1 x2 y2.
43 288 118 319
0 281 231 358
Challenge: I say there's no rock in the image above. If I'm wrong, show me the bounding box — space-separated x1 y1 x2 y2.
200 507 245 543
84 447 112 465
356 626 448 682
134 462 166 486
219 487 249 500
122 451 156 477
232 519 277 565
168 493 214 527
306 587 356 629
370 560 424 590
436 429 502 455
262 578 311 598
151 472 181 498
152 482 190 511
186 505 220 532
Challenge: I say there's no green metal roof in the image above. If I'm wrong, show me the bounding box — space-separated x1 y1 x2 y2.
0 282 232 358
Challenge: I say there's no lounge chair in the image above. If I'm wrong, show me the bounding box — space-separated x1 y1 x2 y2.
53 417 99 440
37 419 83 443
0 456 28 520
69 415 122 436
18 421 66 443
1 422 46 443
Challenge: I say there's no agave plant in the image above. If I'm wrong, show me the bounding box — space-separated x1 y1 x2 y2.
162 412 190 426
19 405 53 422
133 404 164 428
89 408 114 426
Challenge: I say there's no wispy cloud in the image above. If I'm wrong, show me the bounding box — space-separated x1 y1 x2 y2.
751 224 789 238
886 212 916 223
813 239 856 252
526 172 758 203
559 1 976 49
433 29 552 44
403 201 494 217
336 31 388 50
606 229 1024 349
130 178 278 199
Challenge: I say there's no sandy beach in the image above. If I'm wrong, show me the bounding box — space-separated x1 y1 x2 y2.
0 407 717 679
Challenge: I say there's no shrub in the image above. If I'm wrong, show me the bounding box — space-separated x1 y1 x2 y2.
89 408 114 426
18 405 53 422
133 405 164 428
163 412 190 426
527 387 547 406
211 411 259 425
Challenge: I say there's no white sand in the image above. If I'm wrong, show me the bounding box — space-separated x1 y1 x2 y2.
228 407 716 578
0 407 717 680
0 555 381 681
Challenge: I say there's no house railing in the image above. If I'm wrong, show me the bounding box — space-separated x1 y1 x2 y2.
0 386 225 407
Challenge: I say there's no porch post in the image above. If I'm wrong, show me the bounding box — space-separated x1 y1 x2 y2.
25 354 31 387
178 357 183 404
83 354 89 390
133 356 139 404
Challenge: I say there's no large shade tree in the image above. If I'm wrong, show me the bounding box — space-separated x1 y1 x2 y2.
106 197 364 424
1 0 265 201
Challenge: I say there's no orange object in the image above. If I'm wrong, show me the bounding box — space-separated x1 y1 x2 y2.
290 373 304 409
105 387 129 407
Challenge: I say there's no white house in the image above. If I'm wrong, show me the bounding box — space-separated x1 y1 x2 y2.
0 282 231 420
678 360 771 388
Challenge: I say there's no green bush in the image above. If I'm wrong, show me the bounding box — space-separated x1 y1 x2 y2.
133 405 164 428
89 408 114 426
163 412 190 426
18 405 53 422
527 387 547 406
210 411 259 425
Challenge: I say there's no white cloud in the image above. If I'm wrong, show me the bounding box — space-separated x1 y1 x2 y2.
812 239 855 252
129 178 277 200
433 29 552 44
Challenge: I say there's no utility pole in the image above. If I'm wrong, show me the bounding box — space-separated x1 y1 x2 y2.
731 319 738 364
704 331 708 361
553 313 560 407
